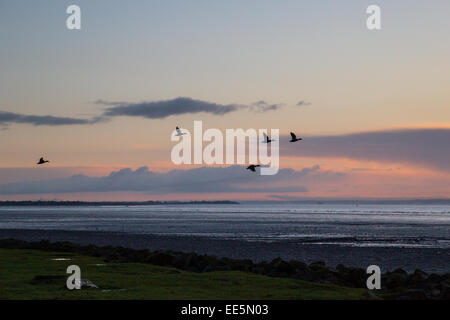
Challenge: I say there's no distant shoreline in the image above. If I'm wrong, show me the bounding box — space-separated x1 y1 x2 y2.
1 199 449 206
0 200 239 206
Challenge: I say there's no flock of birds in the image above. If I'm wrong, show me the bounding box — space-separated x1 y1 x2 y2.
246 131 302 172
37 127 303 173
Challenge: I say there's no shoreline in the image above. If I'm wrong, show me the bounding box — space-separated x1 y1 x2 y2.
1 237 449 300
0 246 368 300
1 228 449 274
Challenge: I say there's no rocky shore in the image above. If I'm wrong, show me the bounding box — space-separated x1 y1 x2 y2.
0 238 448 300
1 228 447 274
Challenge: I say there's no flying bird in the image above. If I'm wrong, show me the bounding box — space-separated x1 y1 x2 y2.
37 157 49 165
289 132 303 142
246 164 260 172
263 132 275 143
175 126 186 136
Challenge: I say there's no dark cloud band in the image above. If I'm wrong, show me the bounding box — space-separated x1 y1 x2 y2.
0 111 101 127
280 128 450 172
0 165 342 195
0 97 292 128
98 97 283 119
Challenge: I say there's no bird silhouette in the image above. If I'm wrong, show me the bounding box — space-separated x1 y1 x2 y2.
263 132 275 143
246 164 260 172
175 126 186 136
289 132 303 142
37 157 49 165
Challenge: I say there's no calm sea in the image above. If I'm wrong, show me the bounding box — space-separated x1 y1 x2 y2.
0 203 449 249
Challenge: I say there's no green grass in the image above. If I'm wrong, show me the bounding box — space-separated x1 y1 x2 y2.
0 248 368 300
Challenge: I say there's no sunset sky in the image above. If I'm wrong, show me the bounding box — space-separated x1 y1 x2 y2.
0 0 449 200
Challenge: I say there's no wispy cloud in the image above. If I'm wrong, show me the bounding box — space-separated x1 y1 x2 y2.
250 100 284 112
98 97 287 119
98 97 244 119
296 101 311 107
1 97 308 128
0 97 290 129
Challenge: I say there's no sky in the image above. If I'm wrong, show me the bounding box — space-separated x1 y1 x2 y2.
0 0 449 200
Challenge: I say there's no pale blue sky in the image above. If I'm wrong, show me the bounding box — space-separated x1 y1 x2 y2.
0 1 449 199
1 0 449 119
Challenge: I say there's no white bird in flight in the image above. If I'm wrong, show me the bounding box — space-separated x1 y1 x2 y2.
175 126 186 136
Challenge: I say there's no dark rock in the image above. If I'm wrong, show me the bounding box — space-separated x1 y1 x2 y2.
335 266 366 288
392 268 407 276
309 261 326 270
406 269 428 286
336 264 346 273
288 260 308 271
427 273 442 284
440 280 450 299
272 259 295 274
147 252 175 266
384 272 408 290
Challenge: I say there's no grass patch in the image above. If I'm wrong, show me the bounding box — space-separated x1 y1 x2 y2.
0 248 367 300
